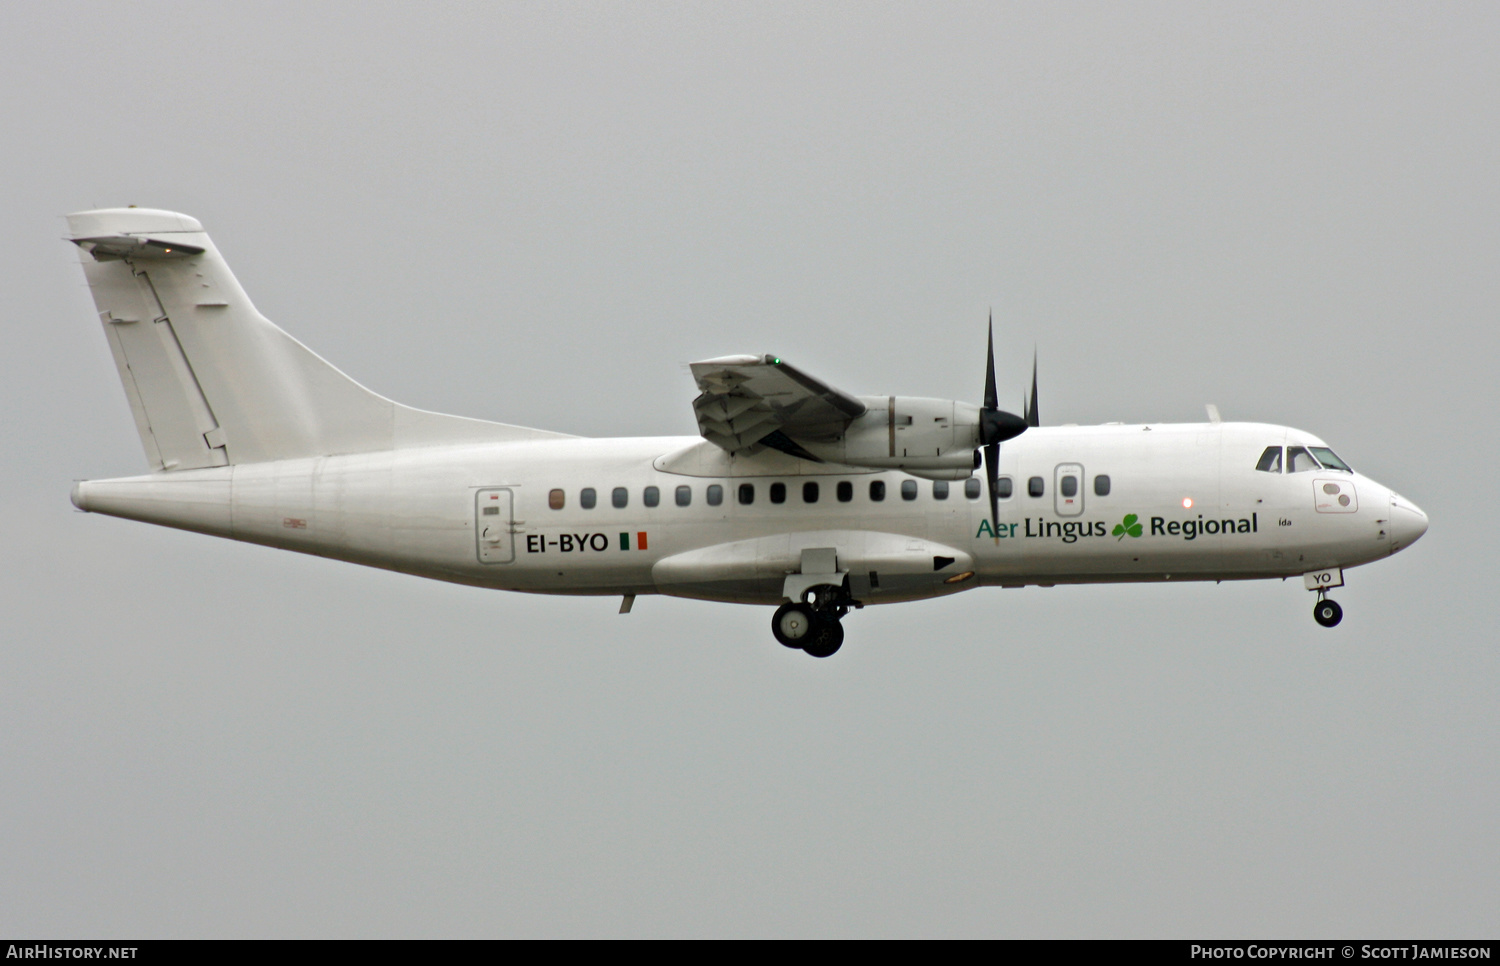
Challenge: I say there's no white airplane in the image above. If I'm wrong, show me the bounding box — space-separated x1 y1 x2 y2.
65 207 1429 658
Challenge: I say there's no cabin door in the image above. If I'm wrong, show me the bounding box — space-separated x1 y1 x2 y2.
476 488 515 563
1054 463 1085 517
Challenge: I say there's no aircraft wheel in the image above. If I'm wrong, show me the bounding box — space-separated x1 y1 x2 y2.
802 618 845 659
772 603 817 648
1313 599 1343 628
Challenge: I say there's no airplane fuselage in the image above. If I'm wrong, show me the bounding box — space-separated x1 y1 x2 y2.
72 420 1425 607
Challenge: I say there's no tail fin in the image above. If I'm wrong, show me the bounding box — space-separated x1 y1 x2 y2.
67 207 568 471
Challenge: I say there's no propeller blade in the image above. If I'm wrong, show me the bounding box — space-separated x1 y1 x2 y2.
1026 350 1039 427
984 314 999 411
984 441 1000 542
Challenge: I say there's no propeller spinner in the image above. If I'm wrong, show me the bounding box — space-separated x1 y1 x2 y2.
980 317 1032 540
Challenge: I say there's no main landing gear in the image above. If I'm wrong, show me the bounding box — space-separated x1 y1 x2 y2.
772 585 855 658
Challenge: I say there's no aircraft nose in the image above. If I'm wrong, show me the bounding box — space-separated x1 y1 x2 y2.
1389 493 1429 554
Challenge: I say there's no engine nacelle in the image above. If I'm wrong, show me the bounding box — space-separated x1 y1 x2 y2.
799 396 982 480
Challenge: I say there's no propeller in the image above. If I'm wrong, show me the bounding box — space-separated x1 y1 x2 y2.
1024 349 1039 428
979 315 1030 540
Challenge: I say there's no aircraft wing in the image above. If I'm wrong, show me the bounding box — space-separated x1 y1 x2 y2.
689 354 868 455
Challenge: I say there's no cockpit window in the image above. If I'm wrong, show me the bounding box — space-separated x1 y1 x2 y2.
1309 447 1351 472
1287 446 1321 473
1255 446 1283 473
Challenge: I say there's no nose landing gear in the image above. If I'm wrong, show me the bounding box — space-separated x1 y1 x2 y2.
1304 569 1345 628
772 585 854 658
1313 594 1343 628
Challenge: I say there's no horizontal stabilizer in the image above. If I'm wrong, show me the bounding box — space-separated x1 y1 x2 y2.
72 235 205 260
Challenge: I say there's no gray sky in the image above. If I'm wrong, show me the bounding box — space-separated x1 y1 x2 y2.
2 2 1496 938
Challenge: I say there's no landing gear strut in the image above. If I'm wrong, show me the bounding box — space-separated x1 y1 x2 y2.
772 585 854 658
1313 594 1343 628
1305 569 1346 629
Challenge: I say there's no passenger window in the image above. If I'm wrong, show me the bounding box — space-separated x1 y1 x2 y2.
548 488 565 510
612 487 628 509
675 485 691 507
1028 476 1044 497
870 480 886 502
738 483 755 505
901 480 918 501
837 481 853 503
803 482 819 503
643 486 660 507
1094 475 1110 496
1287 446 1320 473
964 477 981 499
580 487 597 509
707 484 723 507
770 482 787 504
932 480 949 500
1256 446 1283 473
996 477 1013 499
1060 475 1078 498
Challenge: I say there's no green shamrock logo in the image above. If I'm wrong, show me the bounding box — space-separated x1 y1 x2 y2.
1112 514 1143 540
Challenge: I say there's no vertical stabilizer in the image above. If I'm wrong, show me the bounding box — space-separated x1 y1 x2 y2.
68 208 567 471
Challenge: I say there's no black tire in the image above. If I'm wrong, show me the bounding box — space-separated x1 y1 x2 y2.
1313 599 1343 628
802 618 845 658
772 602 817 648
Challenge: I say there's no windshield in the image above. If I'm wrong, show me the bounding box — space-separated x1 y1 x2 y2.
1287 446 1320 473
1309 447 1352 472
